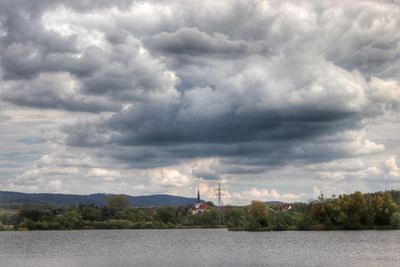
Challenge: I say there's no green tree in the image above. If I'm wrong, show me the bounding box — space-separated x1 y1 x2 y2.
225 207 247 229
125 208 145 223
197 208 219 227
156 207 177 224
390 212 400 229
20 207 42 221
375 193 397 225
107 195 130 210
206 201 215 207
248 201 270 229
56 210 84 229
80 206 102 221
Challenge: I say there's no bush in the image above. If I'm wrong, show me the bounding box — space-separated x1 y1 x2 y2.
107 219 133 229
390 212 400 229
55 210 84 229
296 215 316 230
225 208 247 229
20 207 42 221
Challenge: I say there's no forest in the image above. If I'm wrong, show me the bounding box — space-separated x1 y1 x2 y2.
1 190 400 231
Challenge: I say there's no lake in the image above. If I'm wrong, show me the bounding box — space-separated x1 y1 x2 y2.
1 229 400 266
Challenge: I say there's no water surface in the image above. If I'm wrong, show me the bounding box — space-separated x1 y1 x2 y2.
1 229 399 266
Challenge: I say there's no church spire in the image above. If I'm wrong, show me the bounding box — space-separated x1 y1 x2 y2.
197 189 201 203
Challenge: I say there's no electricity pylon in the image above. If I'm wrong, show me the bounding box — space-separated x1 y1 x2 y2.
213 182 227 225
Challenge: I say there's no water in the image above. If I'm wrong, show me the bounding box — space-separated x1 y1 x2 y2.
1 229 400 267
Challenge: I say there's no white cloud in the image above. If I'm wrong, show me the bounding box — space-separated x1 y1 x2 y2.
230 187 305 205
384 157 400 178
1 0 400 200
149 168 192 188
87 168 122 181
49 179 62 191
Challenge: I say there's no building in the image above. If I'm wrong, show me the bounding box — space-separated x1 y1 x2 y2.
278 204 292 212
191 189 208 214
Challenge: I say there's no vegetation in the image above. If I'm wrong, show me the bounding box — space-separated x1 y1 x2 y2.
1 190 400 231
0 205 222 231
106 194 130 210
0 208 18 230
227 190 400 231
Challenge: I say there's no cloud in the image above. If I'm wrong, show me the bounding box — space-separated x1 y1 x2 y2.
87 168 122 181
1 0 400 201
49 179 62 191
368 77 400 111
1 11 77 79
149 168 192 188
191 158 220 180
146 27 247 56
384 157 400 178
231 187 305 204
1 72 121 112
53 0 398 185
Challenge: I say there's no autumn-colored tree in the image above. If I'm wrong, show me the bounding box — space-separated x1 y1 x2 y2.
349 192 367 223
375 192 397 225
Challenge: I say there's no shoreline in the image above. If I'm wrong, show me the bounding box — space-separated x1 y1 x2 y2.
2 226 399 232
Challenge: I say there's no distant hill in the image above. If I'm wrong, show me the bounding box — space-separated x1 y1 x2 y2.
0 191 204 208
265 201 286 206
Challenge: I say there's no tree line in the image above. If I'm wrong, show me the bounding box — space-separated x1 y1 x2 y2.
226 190 400 231
1 190 400 231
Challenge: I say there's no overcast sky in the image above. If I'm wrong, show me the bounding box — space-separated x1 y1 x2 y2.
0 0 400 205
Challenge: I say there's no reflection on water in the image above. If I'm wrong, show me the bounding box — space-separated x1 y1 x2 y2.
1 229 400 267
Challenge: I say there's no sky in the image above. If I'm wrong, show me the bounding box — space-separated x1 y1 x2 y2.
0 0 400 205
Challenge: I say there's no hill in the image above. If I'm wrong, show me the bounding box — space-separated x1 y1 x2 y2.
0 191 203 208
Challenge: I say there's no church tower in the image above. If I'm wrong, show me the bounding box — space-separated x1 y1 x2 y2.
197 189 201 203
195 189 201 209
191 188 208 214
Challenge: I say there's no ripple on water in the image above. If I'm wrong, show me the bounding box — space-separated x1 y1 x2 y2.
1 229 400 267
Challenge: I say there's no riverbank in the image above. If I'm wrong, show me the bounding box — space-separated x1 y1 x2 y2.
2 223 398 232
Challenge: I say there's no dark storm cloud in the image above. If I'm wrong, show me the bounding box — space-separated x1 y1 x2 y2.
78 40 178 99
0 8 73 74
0 1 174 111
0 0 132 16
61 3 398 171
1 74 121 112
0 1 179 101
2 12 77 52
0 11 97 80
1 0 399 174
1 44 106 80
63 88 369 169
0 0 138 80
146 28 247 56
